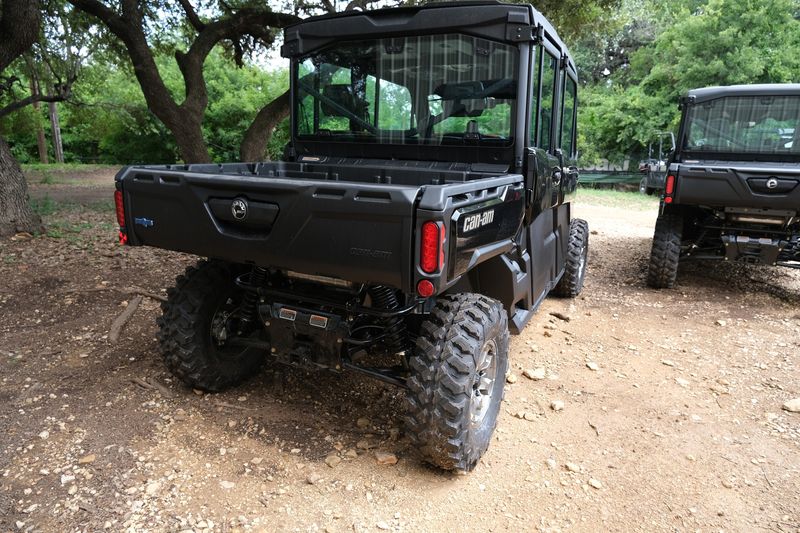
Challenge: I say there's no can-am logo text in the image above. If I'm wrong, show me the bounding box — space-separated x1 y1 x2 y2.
463 209 495 233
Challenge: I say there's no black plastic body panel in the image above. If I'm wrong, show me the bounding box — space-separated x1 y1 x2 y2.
448 185 525 279
672 162 800 212
411 174 525 294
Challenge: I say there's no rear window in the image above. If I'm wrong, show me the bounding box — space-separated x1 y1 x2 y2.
684 95 800 156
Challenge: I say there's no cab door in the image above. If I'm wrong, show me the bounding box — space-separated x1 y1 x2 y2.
559 72 579 204
526 43 563 307
551 69 579 273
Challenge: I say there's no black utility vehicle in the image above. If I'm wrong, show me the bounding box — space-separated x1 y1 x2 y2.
648 84 800 288
638 132 675 195
114 2 587 471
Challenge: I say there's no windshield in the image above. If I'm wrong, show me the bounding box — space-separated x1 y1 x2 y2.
295 34 518 145
684 95 800 156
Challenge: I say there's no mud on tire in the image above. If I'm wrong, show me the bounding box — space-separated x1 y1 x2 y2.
553 218 589 297
156 259 264 392
404 293 509 472
647 210 683 289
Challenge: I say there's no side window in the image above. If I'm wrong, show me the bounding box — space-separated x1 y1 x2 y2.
561 77 577 157
297 59 316 135
538 51 558 151
528 47 541 146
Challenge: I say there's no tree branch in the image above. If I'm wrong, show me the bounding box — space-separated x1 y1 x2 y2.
177 0 206 31
240 89 291 161
67 0 132 39
0 75 21 96
320 0 336 14
177 8 300 113
0 91 71 119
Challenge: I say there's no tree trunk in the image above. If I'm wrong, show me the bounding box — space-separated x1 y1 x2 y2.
240 90 290 161
47 97 64 164
29 79 49 164
0 136 43 237
172 115 212 163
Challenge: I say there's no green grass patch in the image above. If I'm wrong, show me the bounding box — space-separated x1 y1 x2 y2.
38 170 61 185
30 196 60 217
45 220 98 243
22 163 115 174
31 196 114 217
576 187 659 210
86 200 115 213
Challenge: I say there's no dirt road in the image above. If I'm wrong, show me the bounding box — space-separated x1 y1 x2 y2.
1 185 798 532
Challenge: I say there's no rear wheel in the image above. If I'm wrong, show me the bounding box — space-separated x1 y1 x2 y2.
157 260 264 392
647 210 683 289
639 177 648 195
404 294 508 472
553 218 589 297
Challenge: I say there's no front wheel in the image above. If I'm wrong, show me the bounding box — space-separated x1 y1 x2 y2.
157 260 264 392
404 294 509 472
553 218 589 297
647 210 683 289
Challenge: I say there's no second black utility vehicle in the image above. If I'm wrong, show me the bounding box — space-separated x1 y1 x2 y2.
638 132 675 195
113 2 587 471
648 84 800 288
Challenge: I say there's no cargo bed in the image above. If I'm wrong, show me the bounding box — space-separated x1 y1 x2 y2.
115 159 520 292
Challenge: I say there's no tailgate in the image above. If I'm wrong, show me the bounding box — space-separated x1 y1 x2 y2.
674 163 800 211
117 167 419 289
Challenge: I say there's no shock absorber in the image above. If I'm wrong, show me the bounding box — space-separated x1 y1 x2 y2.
238 266 267 331
367 286 409 355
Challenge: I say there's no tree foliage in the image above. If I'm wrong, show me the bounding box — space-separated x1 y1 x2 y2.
576 0 800 164
66 0 299 162
2 49 290 164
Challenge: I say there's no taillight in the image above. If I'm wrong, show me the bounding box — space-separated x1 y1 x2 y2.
664 175 676 204
420 221 444 274
114 190 127 244
417 279 435 297
114 190 125 226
